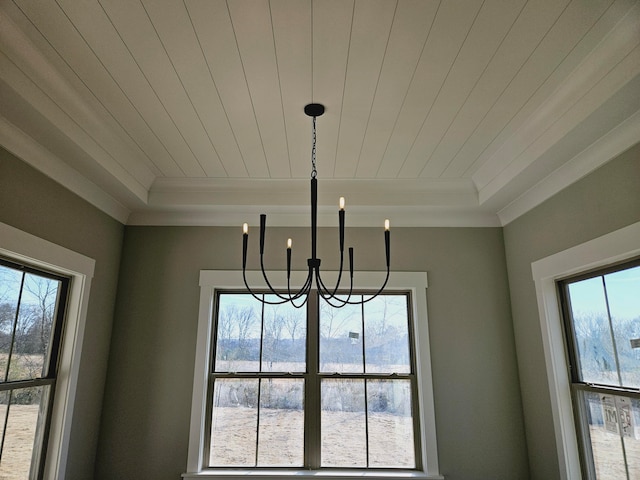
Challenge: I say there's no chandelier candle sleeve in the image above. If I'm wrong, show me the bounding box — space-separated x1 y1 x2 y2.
339 197 345 253
259 214 267 255
242 223 248 269
287 238 292 280
385 219 390 268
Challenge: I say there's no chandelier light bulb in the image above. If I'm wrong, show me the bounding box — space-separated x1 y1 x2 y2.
339 197 345 210
287 238 292 249
385 219 390 231
243 223 248 234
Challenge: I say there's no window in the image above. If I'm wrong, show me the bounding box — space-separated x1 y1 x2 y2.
0 221 95 480
0 259 69 479
209 291 419 469
559 260 640 480
186 271 441 479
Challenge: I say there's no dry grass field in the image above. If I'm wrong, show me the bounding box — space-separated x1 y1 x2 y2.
210 406 414 468
1 406 639 478
590 426 640 480
0 404 38 480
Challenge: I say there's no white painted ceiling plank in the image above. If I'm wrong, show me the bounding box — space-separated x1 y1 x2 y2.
142 0 248 178
436 0 571 179
398 0 527 178
271 0 312 179
0 52 149 203
474 0 638 190
228 0 289 178
480 43 640 204
0 0 635 226
497 110 640 225
311 0 353 179
5 1 159 187
377 0 483 178
334 0 397 178
186 0 269 178
97 0 226 177
9 0 172 179
466 0 617 186
52 0 205 177
355 0 438 178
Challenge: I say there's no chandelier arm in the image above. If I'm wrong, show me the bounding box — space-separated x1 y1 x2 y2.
322 249 345 299
287 269 314 308
340 228 391 304
242 268 300 305
341 267 391 305
315 268 354 307
259 255 308 302
287 274 312 309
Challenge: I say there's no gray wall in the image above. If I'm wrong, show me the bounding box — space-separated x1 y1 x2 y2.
0 147 124 479
95 224 528 479
503 142 640 480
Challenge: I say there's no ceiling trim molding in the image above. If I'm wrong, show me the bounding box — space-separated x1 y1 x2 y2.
497 110 640 225
127 205 500 228
0 116 131 224
0 9 155 199
149 177 479 208
473 2 640 201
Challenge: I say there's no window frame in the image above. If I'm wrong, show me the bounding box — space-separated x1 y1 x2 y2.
557 258 640 479
0 257 71 478
185 270 441 480
207 289 421 470
531 220 640 480
0 221 94 479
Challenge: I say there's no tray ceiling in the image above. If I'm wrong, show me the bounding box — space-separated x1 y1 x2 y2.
1 0 639 226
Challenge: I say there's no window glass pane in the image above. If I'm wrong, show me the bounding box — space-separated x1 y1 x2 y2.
364 295 411 373
568 278 618 385
319 297 363 373
581 390 634 480
367 379 415 468
8 273 60 382
0 265 22 381
257 378 304 466
262 298 306 372
604 266 640 388
321 378 366 467
0 386 48 479
214 294 261 372
210 378 258 466
623 397 640 479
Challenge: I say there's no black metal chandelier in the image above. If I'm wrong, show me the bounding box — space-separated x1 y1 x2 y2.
242 103 390 308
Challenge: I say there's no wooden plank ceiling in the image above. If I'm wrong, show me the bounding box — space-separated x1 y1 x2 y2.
0 0 638 226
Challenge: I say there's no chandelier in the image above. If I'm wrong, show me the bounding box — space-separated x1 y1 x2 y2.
242 103 390 308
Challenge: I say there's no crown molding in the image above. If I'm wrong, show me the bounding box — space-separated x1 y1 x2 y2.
127 205 500 228
0 8 154 201
498 111 640 226
473 2 640 205
149 177 479 208
0 116 131 223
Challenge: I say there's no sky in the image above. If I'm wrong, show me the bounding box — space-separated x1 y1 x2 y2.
567 265 640 321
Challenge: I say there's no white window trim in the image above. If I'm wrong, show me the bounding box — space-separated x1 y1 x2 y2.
184 270 442 480
0 221 95 480
531 221 640 480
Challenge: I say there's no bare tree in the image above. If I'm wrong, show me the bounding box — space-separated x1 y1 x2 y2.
284 309 305 342
24 275 58 356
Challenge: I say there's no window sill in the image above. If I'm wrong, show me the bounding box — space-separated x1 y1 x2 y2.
182 470 444 480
